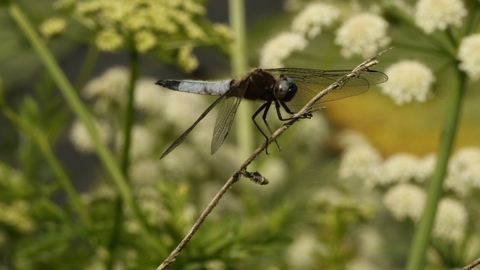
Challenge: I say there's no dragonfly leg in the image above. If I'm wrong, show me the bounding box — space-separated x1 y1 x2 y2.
278 100 313 120
252 101 280 154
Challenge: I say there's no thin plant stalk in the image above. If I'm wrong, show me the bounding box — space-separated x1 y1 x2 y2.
229 0 254 161
8 2 162 253
405 69 467 270
106 49 139 270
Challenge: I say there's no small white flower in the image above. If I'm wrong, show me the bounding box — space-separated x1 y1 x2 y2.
259 32 308 68
433 198 468 242
458 34 480 80
347 258 381 270
335 13 390 58
291 2 340 38
444 147 480 195
414 0 466 34
257 158 288 189
128 125 155 160
291 114 331 148
383 183 426 221
380 60 435 105
134 78 164 115
69 119 111 153
414 154 436 183
337 130 371 149
286 233 325 269
382 153 421 185
83 67 129 113
339 143 384 187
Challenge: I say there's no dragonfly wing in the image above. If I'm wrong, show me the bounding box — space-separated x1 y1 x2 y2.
160 94 226 159
265 68 388 107
211 85 245 155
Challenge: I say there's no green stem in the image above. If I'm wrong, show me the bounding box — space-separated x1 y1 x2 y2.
405 69 467 270
0 104 92 229
74 45 99 91
8 2 160 252
229 0 253 161
106 50 139 270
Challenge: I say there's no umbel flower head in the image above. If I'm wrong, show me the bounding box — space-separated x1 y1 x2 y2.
46 0 232 72
335 13 390 58
414 0 467 34
380 60 435 105
458 34 480 80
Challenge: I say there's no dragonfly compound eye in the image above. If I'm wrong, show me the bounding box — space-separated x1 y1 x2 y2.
275 76 297 100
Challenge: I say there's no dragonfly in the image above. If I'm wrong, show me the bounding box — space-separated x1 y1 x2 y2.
156 68 388 159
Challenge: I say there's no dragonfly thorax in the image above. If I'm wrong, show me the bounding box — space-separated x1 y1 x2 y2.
274 75 297 102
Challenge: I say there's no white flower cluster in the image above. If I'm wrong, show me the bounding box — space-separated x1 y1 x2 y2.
260 4 392 66
380 60 435 105
260 3 340 67
444 147 480 195
338 131 477 242
383 183 426 221
458 34 480 80
291 2 340 38
83 67 129 114
259 32 308 68
69 119 112 153
433 198 468 242
335 13 391 58
414 0 467 34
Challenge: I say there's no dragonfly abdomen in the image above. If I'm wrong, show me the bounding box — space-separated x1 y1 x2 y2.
156 79 232 96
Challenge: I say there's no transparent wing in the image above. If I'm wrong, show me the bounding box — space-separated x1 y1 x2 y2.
160 95 226 159
265 68 388 107
211 86 245 155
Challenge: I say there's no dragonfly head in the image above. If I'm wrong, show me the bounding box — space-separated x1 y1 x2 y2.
274 75 297 102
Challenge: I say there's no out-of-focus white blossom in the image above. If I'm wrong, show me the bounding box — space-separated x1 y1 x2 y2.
335 13 390 58
81 184 116 205
257 158 288 189
458 34 480 80
337 130 371 149
83 67 129 114
414 154 436 183
291 115 331 148
433 198 468 242
134 78 164 115
339 143 384 187
291 2 340 38
69 119 112 153
128 125 155 160
414 0 466 34
383 183 426 221
380 61 435 105
259 32 308 68
381 153 421 185
286 233 325 270
346 258 381 270
444 147 480 195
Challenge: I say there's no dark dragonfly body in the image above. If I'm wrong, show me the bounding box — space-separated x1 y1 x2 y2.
156 68 388 159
